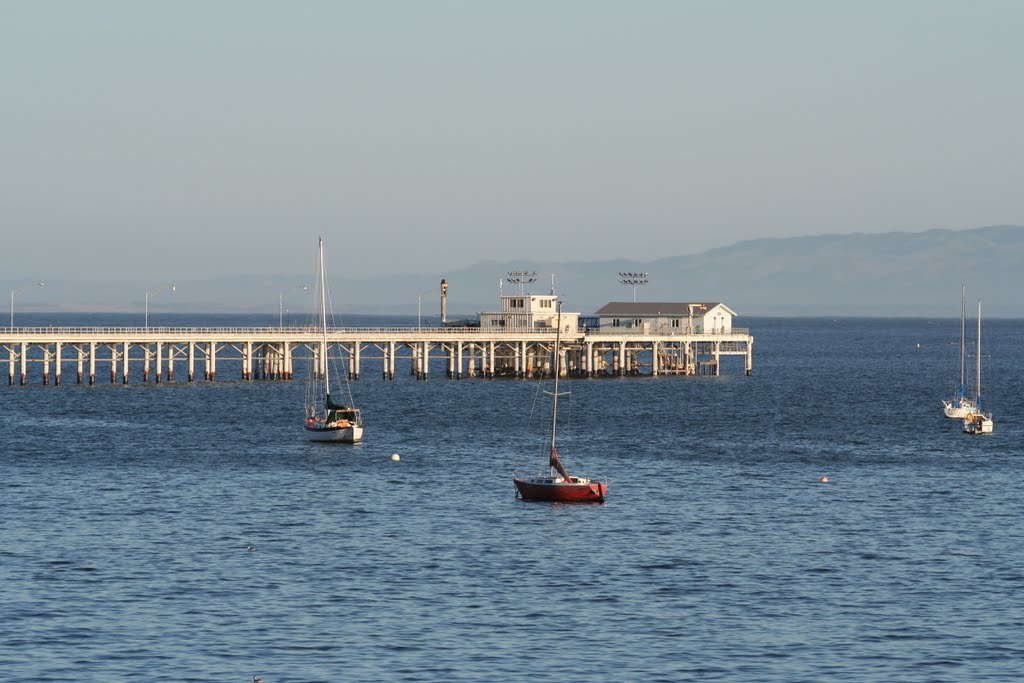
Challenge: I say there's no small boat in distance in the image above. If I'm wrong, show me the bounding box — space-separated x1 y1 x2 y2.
513 302 607 502
304 236 364 443
943 284 977 418
963 299 993 435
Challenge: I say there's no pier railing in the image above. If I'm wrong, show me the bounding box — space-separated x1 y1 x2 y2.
1 325 749 337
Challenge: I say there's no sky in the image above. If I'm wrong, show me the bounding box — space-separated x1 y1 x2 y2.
2 1 1022 288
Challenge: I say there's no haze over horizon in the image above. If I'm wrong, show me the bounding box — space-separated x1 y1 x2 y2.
3 2 1021 287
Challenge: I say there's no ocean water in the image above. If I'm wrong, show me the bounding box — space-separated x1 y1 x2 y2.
1 315 1022 682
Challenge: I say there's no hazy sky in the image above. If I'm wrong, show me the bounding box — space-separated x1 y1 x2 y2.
3 1 1022 284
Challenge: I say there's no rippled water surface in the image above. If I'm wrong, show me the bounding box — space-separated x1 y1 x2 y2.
2 315 1023 681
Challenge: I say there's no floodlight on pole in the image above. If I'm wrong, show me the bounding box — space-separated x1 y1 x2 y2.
10 282 44 328
506 270 537 296
145 283 176 330
618 272 649 302
279 285 308 327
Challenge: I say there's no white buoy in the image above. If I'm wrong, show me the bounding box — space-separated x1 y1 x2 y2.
391 453 400 461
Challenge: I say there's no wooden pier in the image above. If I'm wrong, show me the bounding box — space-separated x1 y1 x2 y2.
0 325 753 386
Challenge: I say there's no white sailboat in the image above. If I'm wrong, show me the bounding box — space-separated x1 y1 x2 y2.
943 284 977 418
963 300 993 435
303 236 364 443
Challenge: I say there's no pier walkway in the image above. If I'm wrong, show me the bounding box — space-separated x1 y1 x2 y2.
0 326 753 385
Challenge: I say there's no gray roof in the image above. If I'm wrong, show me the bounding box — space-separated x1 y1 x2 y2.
594 301 730 316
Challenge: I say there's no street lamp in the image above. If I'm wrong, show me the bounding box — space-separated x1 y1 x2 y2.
145 283 175 330
417 289 434 330
10 282 44 328
279 285 308 327
618 272 649 302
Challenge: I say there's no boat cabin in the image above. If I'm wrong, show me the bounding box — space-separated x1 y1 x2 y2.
592 302 736 334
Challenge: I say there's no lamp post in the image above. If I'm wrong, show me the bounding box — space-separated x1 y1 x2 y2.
417 289 434 330
145 283 175 330
10 282 44 328
618 272 649 302
279 285 308 327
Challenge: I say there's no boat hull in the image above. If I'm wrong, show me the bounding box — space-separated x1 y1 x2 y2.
963 415 993 434
305 423 364 443
513 476 607 502
943 400 977 419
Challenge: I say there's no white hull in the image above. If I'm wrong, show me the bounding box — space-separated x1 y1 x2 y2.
303 236 364 444
306 424 364 443
963 415 993 434
943 400 977 419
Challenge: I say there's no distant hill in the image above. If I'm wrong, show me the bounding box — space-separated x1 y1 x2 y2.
353 224 1024 318
13 225 1024 318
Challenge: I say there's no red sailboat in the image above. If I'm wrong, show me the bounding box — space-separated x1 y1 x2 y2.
513 302 608 503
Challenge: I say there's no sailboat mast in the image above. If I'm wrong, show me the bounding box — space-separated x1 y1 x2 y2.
549 303 562 474
959 284 966 389
318 236 331 397
976 300 982 406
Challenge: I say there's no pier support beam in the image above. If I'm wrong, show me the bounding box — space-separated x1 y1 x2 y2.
208 342 217 381
353 341 360 380
122 341 130 384
188 342 195 382
20 342 27 385
244 341 252 381
55 342 63 385
89 342 96 385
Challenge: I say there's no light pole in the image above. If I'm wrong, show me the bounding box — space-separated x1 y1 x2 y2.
618 272 649 302
10 282 44 328
279 285 308 327
506 270 537 295
417 289 434 330
145 283 175 330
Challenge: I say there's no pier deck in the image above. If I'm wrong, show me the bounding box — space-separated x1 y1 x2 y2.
1 326 753 385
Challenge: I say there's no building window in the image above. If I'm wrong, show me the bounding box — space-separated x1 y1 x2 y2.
634 319 642 327
612 319 621 327
672 319 680 328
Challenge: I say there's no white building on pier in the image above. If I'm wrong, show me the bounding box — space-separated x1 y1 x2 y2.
593 302 737 334
478 293 579 333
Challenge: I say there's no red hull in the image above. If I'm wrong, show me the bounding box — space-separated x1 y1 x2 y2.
513 477 607 502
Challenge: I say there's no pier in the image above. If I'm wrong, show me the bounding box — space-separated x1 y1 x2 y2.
0 325 752 385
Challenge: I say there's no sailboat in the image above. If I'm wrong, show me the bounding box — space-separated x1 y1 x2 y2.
513 302 608 502
943 285 977 418
963 300 993 434
303 236 364 443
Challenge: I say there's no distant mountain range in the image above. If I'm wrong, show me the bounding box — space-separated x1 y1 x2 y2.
13 225 1024 318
